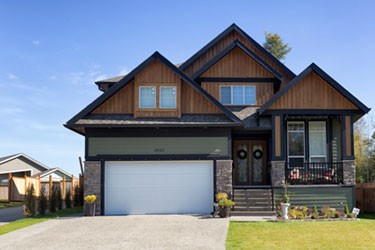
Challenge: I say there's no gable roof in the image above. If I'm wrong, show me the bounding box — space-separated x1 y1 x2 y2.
191 39 282 81
33 167 74 179
0 153 49 170
65 51 242 131
259 63 371 114
179 23 295 78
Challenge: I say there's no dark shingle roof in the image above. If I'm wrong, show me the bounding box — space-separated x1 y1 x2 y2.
96 75 126 83
74 114 237 126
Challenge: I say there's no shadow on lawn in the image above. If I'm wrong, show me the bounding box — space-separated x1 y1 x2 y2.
358 213 375 220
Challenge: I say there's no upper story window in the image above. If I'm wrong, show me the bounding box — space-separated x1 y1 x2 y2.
220 85 256 105
139 86 176 109
139 86 156 108
160 86 176 108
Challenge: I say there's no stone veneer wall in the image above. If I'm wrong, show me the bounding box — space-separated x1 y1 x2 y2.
270 161 285 187
84 161 101 215
215 160 233 198
343 160 356 186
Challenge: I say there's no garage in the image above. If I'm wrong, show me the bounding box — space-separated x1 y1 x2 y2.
104 161 214 215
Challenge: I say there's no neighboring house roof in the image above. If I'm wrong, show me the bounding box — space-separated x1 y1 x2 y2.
0 153 49 171
66 51 243 133
258 63 371 114
179 23 296 78
191 39 282 81
33 167 74 179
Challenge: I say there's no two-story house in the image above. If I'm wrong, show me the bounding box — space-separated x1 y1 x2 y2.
65 24 370 216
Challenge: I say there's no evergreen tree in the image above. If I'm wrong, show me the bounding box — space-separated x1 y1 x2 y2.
263 32 291 60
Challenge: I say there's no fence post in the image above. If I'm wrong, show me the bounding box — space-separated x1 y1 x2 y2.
8 173 12 201
62 175 66 200
49 175 53 195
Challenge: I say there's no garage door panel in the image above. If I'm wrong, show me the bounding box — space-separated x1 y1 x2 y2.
105 161 213 215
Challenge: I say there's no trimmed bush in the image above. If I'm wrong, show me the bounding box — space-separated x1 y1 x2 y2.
49 185 58 213
38 185 48 215
23 184 37 217
65 190 72 209
73 185 83 207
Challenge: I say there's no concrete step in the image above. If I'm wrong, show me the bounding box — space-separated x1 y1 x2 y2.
233 206 273 211
234 202 272 207
231 211 276 216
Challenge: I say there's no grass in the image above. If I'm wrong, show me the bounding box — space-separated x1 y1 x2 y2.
0 201 23 209
0 206 83 236
226 214 375 250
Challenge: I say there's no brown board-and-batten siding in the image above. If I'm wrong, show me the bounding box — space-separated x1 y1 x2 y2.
268 71 358 110
183 30 293 87
200 47 275 78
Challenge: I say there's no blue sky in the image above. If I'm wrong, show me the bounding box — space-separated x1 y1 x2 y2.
1 1 374 176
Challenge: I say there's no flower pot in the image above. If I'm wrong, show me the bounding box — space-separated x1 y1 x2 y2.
280 202 290 220
220 207 231 218
84 203 96 216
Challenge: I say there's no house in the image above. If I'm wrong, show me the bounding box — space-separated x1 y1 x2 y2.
65 24 370 216
0 153 49 200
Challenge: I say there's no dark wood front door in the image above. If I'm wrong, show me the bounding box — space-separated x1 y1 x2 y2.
234 140 267 186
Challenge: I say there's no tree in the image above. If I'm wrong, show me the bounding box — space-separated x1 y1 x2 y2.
263 32 291 60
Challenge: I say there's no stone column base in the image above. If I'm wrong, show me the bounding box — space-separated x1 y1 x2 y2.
270 161 285 187
343 160 356 186
216 160 233 198
84 161 101 215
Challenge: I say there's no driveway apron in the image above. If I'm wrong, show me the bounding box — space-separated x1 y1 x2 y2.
0 215 229 250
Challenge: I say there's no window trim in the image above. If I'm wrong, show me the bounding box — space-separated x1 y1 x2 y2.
139 86 156 109
159 86 177 109
219 85 256 105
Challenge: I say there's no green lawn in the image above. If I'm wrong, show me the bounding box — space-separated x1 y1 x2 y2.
0 206 83 235
0 201 23 209
227 214 375 250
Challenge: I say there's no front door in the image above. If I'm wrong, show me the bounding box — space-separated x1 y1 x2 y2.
234 140 267 186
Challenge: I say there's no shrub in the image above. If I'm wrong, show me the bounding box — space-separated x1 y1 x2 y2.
289 206 309 220
23 184 37 217
73 185 83 206
218 198 235 208
49 185 58 213
38 185 48 216
65 190 72 209
344 204 350 215
57 187 63 210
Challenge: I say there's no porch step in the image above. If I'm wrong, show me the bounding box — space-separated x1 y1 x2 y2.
231 211 276 216
232 188 274 216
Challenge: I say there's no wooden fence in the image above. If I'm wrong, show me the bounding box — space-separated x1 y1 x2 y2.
356 183 375 213
7 175 81 202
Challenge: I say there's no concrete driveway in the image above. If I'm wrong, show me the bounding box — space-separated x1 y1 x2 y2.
0 214 229 250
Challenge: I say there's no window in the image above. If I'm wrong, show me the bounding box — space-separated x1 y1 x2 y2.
160 86 176 108
287 122 305 166
220 85 256 105
139 86 156 108
309 121 327 162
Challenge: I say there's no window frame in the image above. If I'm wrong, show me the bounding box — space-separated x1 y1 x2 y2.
287 121 305 166
159 86 177 109
139 86 156 109
219 85 256 105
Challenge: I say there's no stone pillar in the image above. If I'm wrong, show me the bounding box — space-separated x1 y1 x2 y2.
343 160 356 186
215 160 233 198
84 161 101 215
270 161 285 187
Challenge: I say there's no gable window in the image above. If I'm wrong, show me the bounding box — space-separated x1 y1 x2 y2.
139 86 156 108
160 86 176 108
220 85 256 105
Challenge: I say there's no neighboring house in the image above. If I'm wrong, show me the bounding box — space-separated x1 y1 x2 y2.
65 24 370 216
33 167 74 183
0 153 49 200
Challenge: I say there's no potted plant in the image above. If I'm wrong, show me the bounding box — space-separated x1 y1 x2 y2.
216 193 235 218
280 181 291 220
84 194 96 216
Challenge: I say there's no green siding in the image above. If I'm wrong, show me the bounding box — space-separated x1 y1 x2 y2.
88 137 228 157
274 186 354 210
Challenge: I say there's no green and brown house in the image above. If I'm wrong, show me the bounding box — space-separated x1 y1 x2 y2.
65 24 370 216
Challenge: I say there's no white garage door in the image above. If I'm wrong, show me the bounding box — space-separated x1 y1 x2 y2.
104 161 214 215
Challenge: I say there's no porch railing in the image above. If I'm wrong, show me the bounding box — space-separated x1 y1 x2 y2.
285 162 343 185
